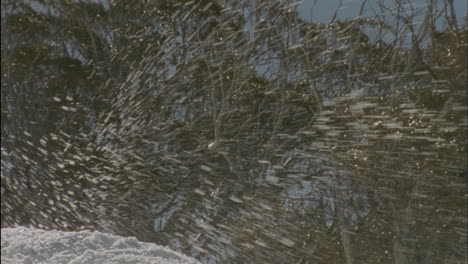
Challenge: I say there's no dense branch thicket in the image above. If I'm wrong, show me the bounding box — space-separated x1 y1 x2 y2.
1 0 466 263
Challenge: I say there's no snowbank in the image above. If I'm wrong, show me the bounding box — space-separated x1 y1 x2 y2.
1 227 200 264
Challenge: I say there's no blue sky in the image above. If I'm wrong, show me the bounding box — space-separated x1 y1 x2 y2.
297 0 467 26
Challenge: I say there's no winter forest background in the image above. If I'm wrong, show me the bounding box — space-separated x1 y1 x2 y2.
1 0 467 263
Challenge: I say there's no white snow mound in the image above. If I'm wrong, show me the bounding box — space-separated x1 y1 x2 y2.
1 227 200 264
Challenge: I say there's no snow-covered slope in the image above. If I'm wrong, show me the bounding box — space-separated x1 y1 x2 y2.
1 227 200 264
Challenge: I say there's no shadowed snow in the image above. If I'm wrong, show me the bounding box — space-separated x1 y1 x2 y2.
1 227 200 264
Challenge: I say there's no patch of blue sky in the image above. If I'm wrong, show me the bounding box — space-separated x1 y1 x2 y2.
251 54 282 79
173 105 187 121
298 0 466 25
297 0 467 48
153 194 185 232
